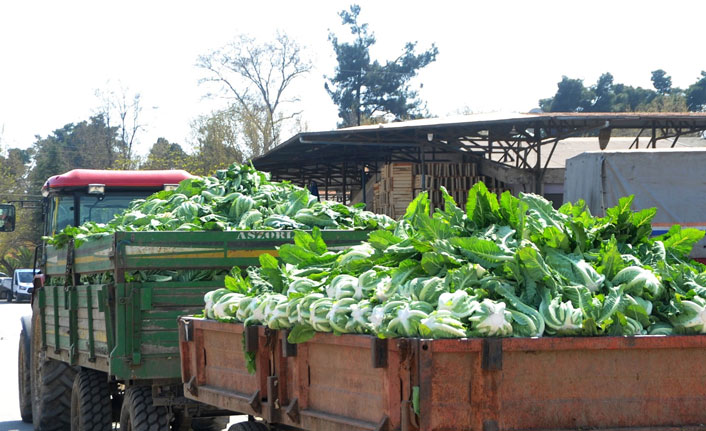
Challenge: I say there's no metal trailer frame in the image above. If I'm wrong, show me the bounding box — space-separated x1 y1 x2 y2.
180 318 706 431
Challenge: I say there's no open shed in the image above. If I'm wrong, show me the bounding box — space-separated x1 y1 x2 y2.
251 112 706 214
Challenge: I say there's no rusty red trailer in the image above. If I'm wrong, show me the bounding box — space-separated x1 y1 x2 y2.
178 317 706 431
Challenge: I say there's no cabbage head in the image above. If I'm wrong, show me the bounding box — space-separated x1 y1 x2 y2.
467 299 513 337
419 310 467 338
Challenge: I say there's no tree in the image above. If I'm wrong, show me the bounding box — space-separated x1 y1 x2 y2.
612 84 656 111
325 4 438 127
686 71 706 112
651 69 672 95
141 138 190 171
587 73 615 112
198 33 311 155
546 76 590 112
95 84 144 168
188 107 248 176
29 115 120 191
641 93 688 112
0 147 42 259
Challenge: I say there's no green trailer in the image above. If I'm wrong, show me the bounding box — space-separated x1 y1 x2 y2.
25 229 368 431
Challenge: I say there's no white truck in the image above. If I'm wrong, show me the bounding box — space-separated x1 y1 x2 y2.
563 148 706 264
8 268 36 302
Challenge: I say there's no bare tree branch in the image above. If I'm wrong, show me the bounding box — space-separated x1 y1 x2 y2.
197 33 311 157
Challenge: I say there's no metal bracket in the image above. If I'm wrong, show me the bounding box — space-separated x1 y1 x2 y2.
281 330 297 357
285 398 300 423
185 376 198 396
482 338 503 371
247 390 261 413
245 326 259 353
183 319 194 342
266 376 279 422
372 337 388 368
400 400 419 431
374 415 389 431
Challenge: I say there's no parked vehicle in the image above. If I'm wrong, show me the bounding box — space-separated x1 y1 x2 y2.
0 272 10 299
8 269 35 302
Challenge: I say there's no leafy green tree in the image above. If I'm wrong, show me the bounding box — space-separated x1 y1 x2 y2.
0 245 35 276
188 107 247 176
325 4 438 127
651 69 672 95
587 73 615 112
686 71 706 112
641 93 688 112
546 76 590 112
612 84 656 111
198 33 311 154
141 138 190 171
29 115 121 191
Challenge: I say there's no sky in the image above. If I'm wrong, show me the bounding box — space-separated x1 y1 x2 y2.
1 0 705 158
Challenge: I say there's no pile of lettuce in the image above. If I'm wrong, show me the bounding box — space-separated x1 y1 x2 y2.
47 163 394 248
204 183 706 341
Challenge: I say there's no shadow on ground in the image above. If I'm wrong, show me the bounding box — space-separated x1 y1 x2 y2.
0 420 32 431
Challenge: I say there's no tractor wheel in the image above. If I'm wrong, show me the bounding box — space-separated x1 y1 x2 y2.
18 318 32 422
119 386 169 431
31 299 77 431
70 369 112 431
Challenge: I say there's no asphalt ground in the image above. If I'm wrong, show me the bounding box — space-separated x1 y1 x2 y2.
0 301 33 431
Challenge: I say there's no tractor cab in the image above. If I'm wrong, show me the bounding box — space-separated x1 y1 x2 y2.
40 169 193 237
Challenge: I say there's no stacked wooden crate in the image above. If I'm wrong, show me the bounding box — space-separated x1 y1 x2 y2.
373 161 507 218
372 163 414 218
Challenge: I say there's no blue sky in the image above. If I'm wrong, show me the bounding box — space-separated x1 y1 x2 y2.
1 0 704 156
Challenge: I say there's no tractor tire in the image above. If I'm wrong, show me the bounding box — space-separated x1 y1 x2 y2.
180 416 231 431
18 318 32 422
119 386 169 431
31 298 77 431
70 369 112 431
227 422 268 431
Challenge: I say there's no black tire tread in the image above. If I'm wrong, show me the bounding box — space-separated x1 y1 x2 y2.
120 386 169 431
18 328 31 422
72 369 111 431
227 422 268 431
176 416 229 431
36 359 77 431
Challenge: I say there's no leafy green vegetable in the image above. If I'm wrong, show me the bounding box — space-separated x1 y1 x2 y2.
201 182 706 342
47 162 395 248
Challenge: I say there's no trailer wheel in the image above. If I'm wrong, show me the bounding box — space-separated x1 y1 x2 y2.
227 422 268 431
31 300 77 431
120 386 169 431
70 369 112 431
18 318 32 422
